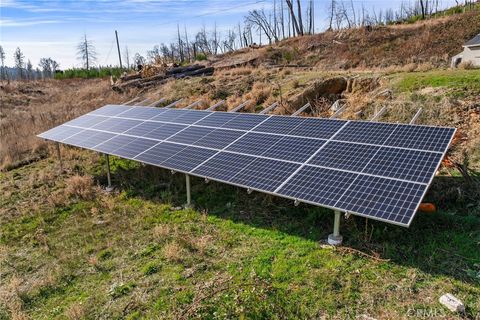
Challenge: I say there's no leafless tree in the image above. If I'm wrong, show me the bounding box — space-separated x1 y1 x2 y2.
133 53 145 70
38 57 59 78
285 0 302 36
14 47 25 79
245 9 278 43
123 46 130 69
77 34 97 70
0 45 5 80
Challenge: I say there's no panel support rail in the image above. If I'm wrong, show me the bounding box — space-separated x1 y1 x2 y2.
55 142 63 173
328 210 343 246
292 103 311 117
185 174 192 208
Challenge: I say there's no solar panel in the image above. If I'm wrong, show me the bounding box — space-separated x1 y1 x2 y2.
309 141 380 172
117 107 166 120
334 121 397 145
89 104 132 116
38 125 84 141
384 124 455 152
226 132 283 156
229 158 300 192
363 147 443 184
277 166 358 208
62 130 116 149
39 105 456 227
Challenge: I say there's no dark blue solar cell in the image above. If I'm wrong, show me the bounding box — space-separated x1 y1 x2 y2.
288 118 346 139
334 121 397 145
111 138 158 159
262 136 326 162
117 107 166 120
221 113 269 130
162 146 217 172
309 141 380 171
149 109 189 122
226 132 282 156
278 166 358 208
92 118 143 133
89 105 132 116
363 147 443 184
143 123 187 141
38 125 84 142
93 135 137 153
252 116 305 134
194 112 239 128
336 174 425 226
173 110 211 124
192 152 257 182
124 121 161 136
134 142 187 165
64 114 108 128
63 130 116 148
229 158 300 192
166 126 214 144
384 124 455 152
193 129 244 149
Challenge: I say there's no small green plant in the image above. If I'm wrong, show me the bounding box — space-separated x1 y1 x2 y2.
195 53 207 61
109 282 136 299
142 262 159 275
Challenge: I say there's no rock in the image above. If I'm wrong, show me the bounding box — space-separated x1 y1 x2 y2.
439 293 465 313
351 77 380 94
288 76 347 110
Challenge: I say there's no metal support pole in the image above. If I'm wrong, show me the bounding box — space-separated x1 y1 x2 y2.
328 210 343 245
137 98 152 106
259 102 278 114
115 30 123 69
185 174 191 207
55 142 63 172
184 100 202 109
147 98 166 107
165 99 183 109
122 97 140 105
410 108 422 124
105 154 113 192
206 100 225 111
292 103 311 116
229 100 250 112
370 106 386 121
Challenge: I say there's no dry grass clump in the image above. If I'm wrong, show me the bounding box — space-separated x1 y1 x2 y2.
0 276 28 320
162 241 186 262
153 224 171 239
458 61 475 70
245 82 272 105
64 302 86 320
415 62 436 72
64 175 96 200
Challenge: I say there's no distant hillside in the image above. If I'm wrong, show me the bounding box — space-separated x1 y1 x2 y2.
211 11 480 70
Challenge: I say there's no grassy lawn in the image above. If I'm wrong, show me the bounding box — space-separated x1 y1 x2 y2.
1 148 479 319
393 69 480 96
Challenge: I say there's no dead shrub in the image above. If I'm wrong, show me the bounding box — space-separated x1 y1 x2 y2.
162 241 186 262
458 61 475 70
291 79 300 89
415 62 435 72
246 82 271 104
229 67 252 76
64 175 95 200
153 224 171 239
401 63 417 72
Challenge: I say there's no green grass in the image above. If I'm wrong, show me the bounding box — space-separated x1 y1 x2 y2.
394 69 480 96
0 151 479 319
55 67 124 79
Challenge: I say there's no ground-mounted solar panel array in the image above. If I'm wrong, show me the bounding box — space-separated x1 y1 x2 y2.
38 104 456 227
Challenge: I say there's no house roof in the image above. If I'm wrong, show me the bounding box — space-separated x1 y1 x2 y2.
464 34 480 46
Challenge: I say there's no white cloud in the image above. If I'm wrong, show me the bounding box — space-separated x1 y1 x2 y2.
0 18 61 27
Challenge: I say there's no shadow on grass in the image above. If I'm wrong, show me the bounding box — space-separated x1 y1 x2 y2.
94 157 480 285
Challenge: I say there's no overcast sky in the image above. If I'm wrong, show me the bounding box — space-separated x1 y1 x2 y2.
1 0 457 68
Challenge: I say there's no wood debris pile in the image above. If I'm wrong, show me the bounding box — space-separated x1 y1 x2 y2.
112 64 214 92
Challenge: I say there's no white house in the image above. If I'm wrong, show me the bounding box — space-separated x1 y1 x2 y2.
451 34 480 68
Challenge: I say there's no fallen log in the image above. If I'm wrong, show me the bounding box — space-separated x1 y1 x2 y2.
175 67 214 78
166 64 205 75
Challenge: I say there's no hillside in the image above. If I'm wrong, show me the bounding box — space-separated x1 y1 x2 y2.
1 9 480 319
211 11 480 69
